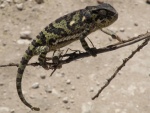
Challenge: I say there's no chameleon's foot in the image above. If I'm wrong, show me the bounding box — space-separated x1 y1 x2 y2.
52 56 62 69
40 62 49 70
87 48 97 57
112 34 123 43
31 106 40 111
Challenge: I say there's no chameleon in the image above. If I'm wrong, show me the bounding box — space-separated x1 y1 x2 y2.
16 2 120 111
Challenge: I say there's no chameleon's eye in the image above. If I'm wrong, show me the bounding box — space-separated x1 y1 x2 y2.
99 10 107 15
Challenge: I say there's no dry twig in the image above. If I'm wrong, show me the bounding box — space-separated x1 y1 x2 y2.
0 32 150 68
92 35 150 100
0 32 150 100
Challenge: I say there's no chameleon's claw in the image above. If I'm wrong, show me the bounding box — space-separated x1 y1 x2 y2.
31 107 40 111
87 48 97 57
112 34 123 43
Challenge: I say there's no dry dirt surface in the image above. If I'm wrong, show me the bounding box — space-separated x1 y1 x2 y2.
0 0 150 113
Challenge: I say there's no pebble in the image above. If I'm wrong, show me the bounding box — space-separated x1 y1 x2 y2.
0 4 5 8
13 0 22 4
134 23 138 26
60 88 65 93
32 82 39 89
45 86 52 93
62 97 69 103
82 102 93 113
146 0 150 4
89 87 94 92
70 99 74 103
71 86 76 90
134 33 139 37
120 27 125 32
16 3 24 10
6 0 13 3
40 74 46 79
76 75 81 79
66 106 70 109
0 107 10 113
20 30 32 40
10 109 15 113
35 0 44 4
17 39 31 45
66 79 71 84
0 82 4 86
96 82 100 86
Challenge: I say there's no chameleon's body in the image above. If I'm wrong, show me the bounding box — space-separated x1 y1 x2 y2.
16 3 118 111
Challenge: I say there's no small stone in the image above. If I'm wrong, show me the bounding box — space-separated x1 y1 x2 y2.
0 4 5 8
2 43 6 46
32 82 39 89
60 88 65 93
120 27 125 32
96 82 100 86
134 33 138 37
30 95 35 99
146 0 150 4
70 99 74 103
89 87 94 92
61 72 65 77
0 82 4 86
134 23 138 26
66 79 71 84
62 97 69 103
13 0 22 4
66 106 70 109
82 102 93 113
40 75 46 79
35 0 44 4
45 86 52 93
17 39 31 45
20 30 32 40
16 3 24 10
6 0 13 3
10 109 15 113
71 86 76 90
76 75 81 79
0 107 10 113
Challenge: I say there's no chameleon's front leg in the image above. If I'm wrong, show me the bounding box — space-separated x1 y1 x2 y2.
101 28 123 42
80 30 97 57
35 46 50 70
38 52 49 70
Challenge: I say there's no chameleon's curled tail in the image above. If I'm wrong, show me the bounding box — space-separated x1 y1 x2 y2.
16 39 42 111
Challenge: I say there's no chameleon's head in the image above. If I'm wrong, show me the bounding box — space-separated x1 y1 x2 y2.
86 3 118 28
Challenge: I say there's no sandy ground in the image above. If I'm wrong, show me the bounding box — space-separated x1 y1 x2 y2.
0 0 150 113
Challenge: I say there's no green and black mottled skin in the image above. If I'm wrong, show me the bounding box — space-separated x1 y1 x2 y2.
16 3 118 111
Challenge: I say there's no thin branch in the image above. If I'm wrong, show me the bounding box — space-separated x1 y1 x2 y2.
92 36 150 100
0 32 150 68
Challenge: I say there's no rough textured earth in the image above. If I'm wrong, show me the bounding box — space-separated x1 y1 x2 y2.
0 0 150 113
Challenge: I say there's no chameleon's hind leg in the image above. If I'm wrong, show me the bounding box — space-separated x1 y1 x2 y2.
101 28 123 42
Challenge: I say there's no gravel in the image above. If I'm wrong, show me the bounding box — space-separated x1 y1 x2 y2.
0 107 10 113
62 97 69 103
16 3 23 10
40 74 46 79
20 30 32 40
66 79 71 84
32 82 40 89
35 0 44 4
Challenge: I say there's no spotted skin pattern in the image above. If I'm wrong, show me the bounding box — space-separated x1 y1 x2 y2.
16 3 118 111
